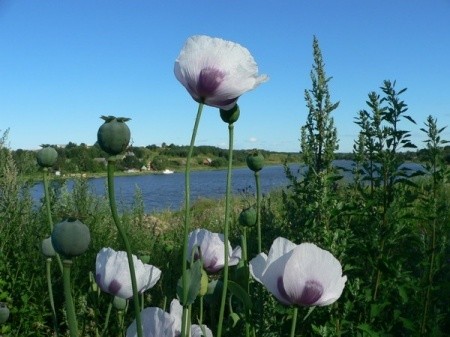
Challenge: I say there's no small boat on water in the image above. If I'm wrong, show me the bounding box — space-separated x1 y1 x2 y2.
162 169 174 174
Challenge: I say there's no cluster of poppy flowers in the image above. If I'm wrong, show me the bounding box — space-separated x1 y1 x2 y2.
96 232 345 337
93 35 346 336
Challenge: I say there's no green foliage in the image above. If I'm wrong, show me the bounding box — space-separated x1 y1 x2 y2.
211 157 227 168
284 36 341 243
9 141 297 178
278 59 448 335
150 155 169 171
301 35 339 175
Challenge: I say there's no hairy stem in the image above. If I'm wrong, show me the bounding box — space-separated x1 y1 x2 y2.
290 307 298 337
255 171 262 253
100 300 113 337
46 258 59 337
107 160 143 337
181 102 204 337
63 259 78 337
217 123 234 337
43 169 63 273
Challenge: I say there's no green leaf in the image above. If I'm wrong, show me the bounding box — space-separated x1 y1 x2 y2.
398 316 415 331
397 285 408 304
229 312 240 328
357 323 380 337
303 306 316 322
204 280 223 305
403 115 416 124
228 280 253 311
176 259 202 306
232 260 250 289
370 302 389 319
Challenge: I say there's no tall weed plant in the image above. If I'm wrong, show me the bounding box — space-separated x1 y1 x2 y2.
280 40 449 336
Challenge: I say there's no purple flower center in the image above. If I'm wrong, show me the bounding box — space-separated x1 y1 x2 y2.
107 279 122 295
278 277 324 306
204 256 219 273
196 68 225 98
296 280 323 305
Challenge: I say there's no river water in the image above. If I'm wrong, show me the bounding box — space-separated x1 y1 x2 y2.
31 161 425 213
31 164 298 213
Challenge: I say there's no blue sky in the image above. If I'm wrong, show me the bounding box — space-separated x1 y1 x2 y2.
1 1 449 153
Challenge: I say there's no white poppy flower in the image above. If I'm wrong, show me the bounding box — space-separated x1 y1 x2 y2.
188 228 241 273
126 307 176 337
96 247 162 299
249 237 347 307
126 299 213 337
170 299 213 337
191 323 213 337
174 35 268 110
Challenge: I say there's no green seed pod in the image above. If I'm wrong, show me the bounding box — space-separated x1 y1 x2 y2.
51 218 91 258
220 104 240 124
36 146 58 168
89 271 98 293
0 302 9 324
41 236 56 257
199 268 209 297
239 207 257 227
246 150 264 172
113 296 127 311
97 115 131 155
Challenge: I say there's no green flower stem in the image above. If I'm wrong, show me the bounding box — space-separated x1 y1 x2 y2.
242 227 248 263
43 169 63 273
217 122 234 337
107 159 143 337
188 304 192 333
198 297 209 337
255 171 262 254
254 170 264 333
241 229 251 337
421 205 437 335
290 307 298 337
181 102 204 337
63 259 79 337
43 168 53 231
46 258 59 336
117 310 125 337
100 300 112 337
199 295 204 327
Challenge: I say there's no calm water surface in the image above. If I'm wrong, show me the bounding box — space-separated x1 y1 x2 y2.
31 161 424 213
32 165 297 213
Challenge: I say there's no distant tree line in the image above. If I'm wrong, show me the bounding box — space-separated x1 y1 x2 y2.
8 138 449 177
9 142 301 176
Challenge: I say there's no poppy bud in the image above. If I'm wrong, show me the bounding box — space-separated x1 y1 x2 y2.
220 104 240 124
199 268 208 296
0 302 9 324
51 218 91 258
113 296 127 311
239 207 257 227
36 146 58 168
246 151 264 172
89 272 98 293
41 236 56 257
97 115 131 156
